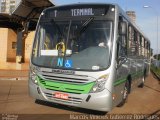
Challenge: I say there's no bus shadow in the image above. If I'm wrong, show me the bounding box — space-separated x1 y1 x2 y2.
144 85 160 93
35 99 107 115
141 109 160 120
151 72 160 82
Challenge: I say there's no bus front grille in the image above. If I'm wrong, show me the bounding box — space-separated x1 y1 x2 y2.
37 70 95 94
37 76 95 94
39 71 93 84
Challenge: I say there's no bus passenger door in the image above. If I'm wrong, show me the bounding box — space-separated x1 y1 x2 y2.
114 20 130 106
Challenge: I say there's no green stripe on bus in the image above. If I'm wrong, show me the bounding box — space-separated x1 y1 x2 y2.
114 71 144 86
36 76 95 94
114 78 126 86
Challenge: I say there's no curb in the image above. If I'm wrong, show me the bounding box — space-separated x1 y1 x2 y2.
151 69 160 81
0 77 28 80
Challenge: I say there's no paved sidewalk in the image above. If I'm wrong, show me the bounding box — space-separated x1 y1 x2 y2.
0 73 159 120
0 70 29 80
0 73 159 115
0 61 29 70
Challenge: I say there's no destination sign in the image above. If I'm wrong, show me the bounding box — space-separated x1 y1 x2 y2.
71 8 94 16
46 7 109 18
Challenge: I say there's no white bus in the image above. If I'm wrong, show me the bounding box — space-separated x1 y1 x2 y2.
29 3 151 112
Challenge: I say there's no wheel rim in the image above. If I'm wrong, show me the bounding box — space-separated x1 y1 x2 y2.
123 86 128 99
142 76 145 83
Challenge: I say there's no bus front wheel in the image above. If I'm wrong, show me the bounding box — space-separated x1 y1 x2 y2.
117 80 129 107
139 75 145 88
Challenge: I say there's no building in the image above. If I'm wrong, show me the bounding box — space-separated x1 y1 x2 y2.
0 0 54 70
126 11 136 23
0 0 28 69
1 0 20 13
0 28 35 69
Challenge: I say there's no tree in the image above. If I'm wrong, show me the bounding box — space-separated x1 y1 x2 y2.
154 54 160 60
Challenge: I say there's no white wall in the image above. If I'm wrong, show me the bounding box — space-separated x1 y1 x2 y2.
0 0 1 12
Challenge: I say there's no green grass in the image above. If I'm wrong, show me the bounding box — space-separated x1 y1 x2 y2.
151 64 160 77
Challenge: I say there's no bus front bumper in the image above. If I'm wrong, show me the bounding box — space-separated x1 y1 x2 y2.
29 81 113 112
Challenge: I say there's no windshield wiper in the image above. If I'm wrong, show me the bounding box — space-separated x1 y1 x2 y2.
71 17 94 41
79 17 94 35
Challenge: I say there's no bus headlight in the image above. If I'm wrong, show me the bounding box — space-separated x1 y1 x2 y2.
30 67 38 84
90 75 109 93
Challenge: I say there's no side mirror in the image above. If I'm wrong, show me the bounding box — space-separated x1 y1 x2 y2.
119 21 127 35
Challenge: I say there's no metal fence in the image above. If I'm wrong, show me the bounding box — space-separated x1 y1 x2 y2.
152 60 160 68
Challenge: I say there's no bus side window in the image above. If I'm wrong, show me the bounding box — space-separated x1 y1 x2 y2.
117 20 127 64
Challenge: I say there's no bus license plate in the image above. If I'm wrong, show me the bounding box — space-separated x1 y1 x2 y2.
54 92 69 100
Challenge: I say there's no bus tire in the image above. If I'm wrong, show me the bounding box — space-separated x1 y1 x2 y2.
139 75 145 88
35 99 42 104
139 69 146 88
117 80 129 107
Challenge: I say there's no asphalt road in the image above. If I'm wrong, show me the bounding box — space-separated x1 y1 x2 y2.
0 73 160 120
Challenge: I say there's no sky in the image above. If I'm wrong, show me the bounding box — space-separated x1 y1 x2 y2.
52 0 160 54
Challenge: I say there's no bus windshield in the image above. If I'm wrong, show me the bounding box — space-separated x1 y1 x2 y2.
32 19 112 71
